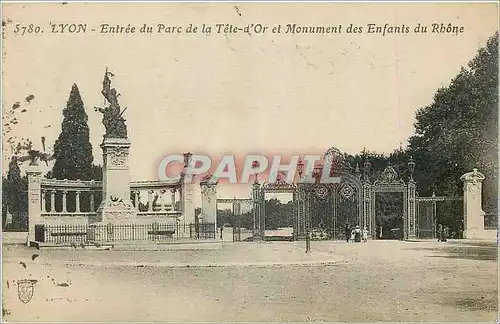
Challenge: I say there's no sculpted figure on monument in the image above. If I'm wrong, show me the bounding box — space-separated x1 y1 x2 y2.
95 68 128 139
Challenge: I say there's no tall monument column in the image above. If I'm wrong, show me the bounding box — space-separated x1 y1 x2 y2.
94 69 137 224
460 168 486 239
96 138 137 223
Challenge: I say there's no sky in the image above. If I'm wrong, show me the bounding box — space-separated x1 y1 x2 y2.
2 2 498 203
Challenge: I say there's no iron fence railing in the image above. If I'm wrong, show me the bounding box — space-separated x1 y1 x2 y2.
35 223 216 243
484 213 498 230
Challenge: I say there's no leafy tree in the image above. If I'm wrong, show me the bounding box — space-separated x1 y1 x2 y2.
2 157 28 230
264 198 294 230
92 165 103 181
408 33 498 212
51 84 94 181
217 209 233 227
47 85 104 212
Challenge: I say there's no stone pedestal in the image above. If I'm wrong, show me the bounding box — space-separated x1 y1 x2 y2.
181 182 195 225
460 169 486 239
27 165 43 243
95 138 137 224
200 180 217 227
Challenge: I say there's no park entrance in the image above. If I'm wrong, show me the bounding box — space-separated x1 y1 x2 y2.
216 197 253 242
247 148 419 241
374 192 405 240
368 164 415 240
257 180 297 241
211 149 469 242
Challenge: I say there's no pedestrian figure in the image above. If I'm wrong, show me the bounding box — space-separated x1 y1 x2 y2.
437 224 443 242
362 226 368 242
345 223 351 243
354 225 362 243
443 226 449 242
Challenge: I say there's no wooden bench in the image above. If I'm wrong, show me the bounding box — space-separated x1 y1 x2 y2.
147 230 175 238
50 232 87 237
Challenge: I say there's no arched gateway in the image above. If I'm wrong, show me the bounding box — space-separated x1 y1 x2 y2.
249 147 417 241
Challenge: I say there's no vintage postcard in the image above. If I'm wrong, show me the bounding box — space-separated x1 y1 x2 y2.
1 2 498 322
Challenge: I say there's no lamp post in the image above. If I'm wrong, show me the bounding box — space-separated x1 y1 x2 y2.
297 159 311 253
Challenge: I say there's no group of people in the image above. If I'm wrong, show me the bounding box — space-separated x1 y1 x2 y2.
437 224 449 242
344 223 368 243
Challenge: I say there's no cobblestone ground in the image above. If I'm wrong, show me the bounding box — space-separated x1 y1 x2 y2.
2 239 498 322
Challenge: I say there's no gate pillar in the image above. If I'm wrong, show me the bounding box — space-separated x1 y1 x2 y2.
363 182 373 238
407 180 417 239
27 164 43 244
200 179 218 228
296 184 307 239
259 189 266 238
251 181 262 240
460 169 487 239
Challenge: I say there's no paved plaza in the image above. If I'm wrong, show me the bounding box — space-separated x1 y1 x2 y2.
2 239 497 322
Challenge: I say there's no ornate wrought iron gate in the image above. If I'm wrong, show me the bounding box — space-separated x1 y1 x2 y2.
257 181 297 240
244 148 421 242
416 194 463 239
216 197 253 242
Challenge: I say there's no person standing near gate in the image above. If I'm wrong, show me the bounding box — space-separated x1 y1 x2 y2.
354 225 361 242
345 223 351 242
443 226 449 242
362 226 368 242
437 224 443 242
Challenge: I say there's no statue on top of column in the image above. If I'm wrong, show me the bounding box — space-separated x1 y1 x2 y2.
95 68 128 139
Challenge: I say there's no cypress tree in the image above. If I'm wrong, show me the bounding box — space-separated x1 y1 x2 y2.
5 157 28 229
51 84 94 181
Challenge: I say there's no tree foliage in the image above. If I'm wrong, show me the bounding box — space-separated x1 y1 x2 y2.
2 157 28 230
51 84 94 181
408 33 498 211
264 198 295 230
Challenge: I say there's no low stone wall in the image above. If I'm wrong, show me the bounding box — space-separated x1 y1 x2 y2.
41 215 90 226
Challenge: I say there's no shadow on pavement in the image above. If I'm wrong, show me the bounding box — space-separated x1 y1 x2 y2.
409 243 497 261
452 297 498 312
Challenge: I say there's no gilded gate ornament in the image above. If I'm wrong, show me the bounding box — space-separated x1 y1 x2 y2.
325 146 351 171
374 165 406 186
313 184 329 200
339 182 356 202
